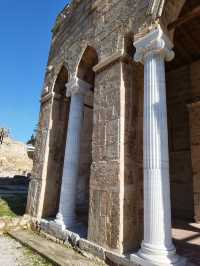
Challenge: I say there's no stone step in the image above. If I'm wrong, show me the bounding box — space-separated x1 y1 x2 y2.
8 229 105 266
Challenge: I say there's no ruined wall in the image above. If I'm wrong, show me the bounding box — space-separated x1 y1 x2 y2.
77 93 93 224
27 0 166 254
88 61 123 251
166 65 194 220
123 61 144 251
166 59 200 221
188 60 200 222
27 99 52 217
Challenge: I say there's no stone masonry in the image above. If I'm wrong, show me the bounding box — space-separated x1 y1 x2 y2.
27 0 200 265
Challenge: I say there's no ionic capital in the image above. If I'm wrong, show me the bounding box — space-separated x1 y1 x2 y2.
134 26 175 63
66 77 92 97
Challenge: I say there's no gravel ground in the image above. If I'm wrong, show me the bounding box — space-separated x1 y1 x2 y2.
0 235 52 266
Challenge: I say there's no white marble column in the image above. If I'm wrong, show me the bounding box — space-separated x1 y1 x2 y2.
55 77 92 229
131 27 185 265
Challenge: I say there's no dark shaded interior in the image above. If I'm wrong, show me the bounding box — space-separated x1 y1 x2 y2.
77 46 98 87
166 0 200 221
42 66 70 218
76 46 98 227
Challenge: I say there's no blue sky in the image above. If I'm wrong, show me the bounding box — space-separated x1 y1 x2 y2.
0 0 69 143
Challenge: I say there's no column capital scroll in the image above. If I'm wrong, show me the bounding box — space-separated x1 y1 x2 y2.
134 26 175 64
65 77 92 97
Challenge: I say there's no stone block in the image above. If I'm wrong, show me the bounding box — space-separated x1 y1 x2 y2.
40 219 50 233
10 218 20 228
79 238 106 260
106 119 120 146
48 221 66 240
105 250 132 266
90 161 120 186
65 229 80 246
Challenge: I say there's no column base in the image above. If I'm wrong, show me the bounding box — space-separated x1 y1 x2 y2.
130 254 186 266
130 244 187 266
53 212 76 230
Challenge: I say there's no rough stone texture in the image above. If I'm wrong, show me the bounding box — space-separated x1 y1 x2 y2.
188 61 200 223
0 215 30 234
32 219 137 266
77 93 93 223
0 137 32 177
166 59 200 222
9 229 106 266
166 65 194 220
79 238 106 260
0 235 52 266
27 0 149 250
26 0 198 258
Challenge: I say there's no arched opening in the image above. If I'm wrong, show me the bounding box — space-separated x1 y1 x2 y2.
42 65 70 218
165 1 200 261
75 46 98 231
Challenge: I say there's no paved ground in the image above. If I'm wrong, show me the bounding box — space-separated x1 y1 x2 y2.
173 220 200 265
0 234 52 266
9 230 107 266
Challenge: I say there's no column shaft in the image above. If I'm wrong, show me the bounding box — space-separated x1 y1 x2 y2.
53 77 91 230
131 26 185 265
56 94 84 227
142 52 173 251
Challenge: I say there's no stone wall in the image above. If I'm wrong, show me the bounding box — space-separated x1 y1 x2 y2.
27 0 152 253
0 137 32 178
188 60 200 223
166 65 193 220
166 59 200 221
26 0 195 255
88 61 123 252
0 215 30 235
77 93 93 223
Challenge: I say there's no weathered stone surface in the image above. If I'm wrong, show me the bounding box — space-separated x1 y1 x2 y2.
0 215 31 234
105 250 132 266
0 137 32 177
9 229 105 266
26 0 200 260
79 238 106 260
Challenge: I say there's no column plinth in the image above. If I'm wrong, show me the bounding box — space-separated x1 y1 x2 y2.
54 77 92 230
131 26 186 266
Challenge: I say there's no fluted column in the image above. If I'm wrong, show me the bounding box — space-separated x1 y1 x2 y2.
131 27 185 265
55 77 92 229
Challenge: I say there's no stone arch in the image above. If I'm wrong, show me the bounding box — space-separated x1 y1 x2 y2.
124 32 135 57
76 45 98 85
53 63 70 94
160 0 186 40
74 45 98 227
161 0 186 27
53 65 68 95
42 64 71 218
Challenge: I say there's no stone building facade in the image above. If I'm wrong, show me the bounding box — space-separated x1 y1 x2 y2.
27 0 200 265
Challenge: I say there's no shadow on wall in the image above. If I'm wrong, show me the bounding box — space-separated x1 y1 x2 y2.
0 176 30 217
